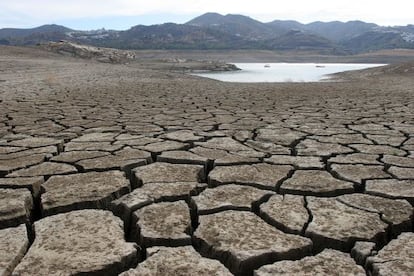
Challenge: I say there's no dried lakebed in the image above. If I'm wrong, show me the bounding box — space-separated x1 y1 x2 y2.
0 46 413 275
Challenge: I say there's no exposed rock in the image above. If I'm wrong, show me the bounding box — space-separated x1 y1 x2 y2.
279 170 354 196
0 177 43 198
265 155 324 169
6 162 77 177
366 179 414 204
131 201 191 247
133 162 204 187
0 225 29 276
259 194 308 234
255 249 365 276
306 197 388 251
42 41 137 64
337 193 413 235
121 246 232 275
209 164 293 190
0 189 33 229
330 164 390 184
351 241 376 265
41 171 130 216
12 210 137 275
367 232 414 275
194 210 312 275
192 184 273 214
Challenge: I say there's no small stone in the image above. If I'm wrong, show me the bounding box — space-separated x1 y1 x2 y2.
265 155 324 169
120 246 232 275
367 232 414 275
209 164 293 190
351 241 376 265
0 189 33 229
12 210 137 275
255 249 365 276
41 171 130 216
0 225 29 276
192 184 273 214
280 170 354 196
133 162 204 187
6 162 77 177
131 201 191 247
259 194 308 234
306 197 388 251
366 179 414 204
331 164 390 184
194 210 312 275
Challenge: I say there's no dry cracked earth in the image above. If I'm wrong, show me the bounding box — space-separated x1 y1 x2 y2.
0 46 414 275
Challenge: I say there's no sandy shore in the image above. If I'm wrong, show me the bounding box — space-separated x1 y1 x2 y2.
0 46 413 275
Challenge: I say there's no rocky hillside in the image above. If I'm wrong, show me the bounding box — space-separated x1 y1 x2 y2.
1 13 413 53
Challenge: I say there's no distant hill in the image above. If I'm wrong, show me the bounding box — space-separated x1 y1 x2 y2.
1 13 413 53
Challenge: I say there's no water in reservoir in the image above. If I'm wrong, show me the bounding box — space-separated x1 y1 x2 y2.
193 63 386 82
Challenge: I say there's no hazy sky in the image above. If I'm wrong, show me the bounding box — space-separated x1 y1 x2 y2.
1 0 413 30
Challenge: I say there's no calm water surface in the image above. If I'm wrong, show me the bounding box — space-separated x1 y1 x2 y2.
193 63 386 82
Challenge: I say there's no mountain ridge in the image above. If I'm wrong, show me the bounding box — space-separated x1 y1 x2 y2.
1 13 413 53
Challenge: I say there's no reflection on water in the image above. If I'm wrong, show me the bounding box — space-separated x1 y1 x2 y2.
193 63 386 83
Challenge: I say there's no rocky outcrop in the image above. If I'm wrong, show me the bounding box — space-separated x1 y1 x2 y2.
40 41 137 64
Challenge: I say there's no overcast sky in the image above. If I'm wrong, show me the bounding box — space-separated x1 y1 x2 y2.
1 0 413 30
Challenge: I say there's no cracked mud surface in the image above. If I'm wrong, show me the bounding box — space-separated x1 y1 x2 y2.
0 46 413 275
